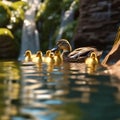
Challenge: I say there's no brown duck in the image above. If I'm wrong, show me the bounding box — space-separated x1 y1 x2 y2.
56 39 102 62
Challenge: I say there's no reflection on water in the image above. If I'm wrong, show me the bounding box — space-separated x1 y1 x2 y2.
0 61 120 120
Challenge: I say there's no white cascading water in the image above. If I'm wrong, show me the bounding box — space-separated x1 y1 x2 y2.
18 0 41 61
56 1 77 48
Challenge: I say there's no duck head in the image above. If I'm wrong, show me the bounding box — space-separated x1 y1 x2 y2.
56 39 72 53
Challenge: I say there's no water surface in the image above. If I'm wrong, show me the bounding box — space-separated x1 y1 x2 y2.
0 60 120 120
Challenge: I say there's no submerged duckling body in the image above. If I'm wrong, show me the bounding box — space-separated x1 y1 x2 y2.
56 39 102 63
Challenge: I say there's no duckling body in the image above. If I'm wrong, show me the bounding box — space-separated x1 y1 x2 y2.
45 53 55 65
56 39 102 62
32 51 43 63
85 52 98 67
85 52 98 73
43 50 51 63
54 50 63 66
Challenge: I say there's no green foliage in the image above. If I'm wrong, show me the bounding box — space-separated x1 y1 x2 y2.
0 2 11 27
62 21 78 39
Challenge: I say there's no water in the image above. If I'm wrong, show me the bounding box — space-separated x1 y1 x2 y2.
0 60 120 120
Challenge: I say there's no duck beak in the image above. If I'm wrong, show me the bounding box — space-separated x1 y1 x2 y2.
51 47 59 52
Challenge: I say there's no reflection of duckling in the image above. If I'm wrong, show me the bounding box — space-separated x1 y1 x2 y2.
24 50 32 62
85 52 98 73
54 50 63 66
33 51 43 63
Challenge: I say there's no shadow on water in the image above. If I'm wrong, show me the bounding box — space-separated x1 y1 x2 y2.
0 61 120 120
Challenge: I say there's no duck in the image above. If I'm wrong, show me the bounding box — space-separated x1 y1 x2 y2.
24 50 33 62
56 39 102 62
32 51 43 63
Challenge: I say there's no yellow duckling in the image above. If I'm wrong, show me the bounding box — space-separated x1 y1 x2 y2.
44 50 51 63
24 50 33 62
85 52 98 73
54 50 63 66
45 52 55 65
32 51 43 63
85 52 98 66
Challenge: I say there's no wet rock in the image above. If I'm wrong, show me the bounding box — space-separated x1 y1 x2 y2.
102 29 120 65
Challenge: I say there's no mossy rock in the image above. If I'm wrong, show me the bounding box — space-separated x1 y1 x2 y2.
0 28 19 59
6 1 28 30
0 2 11 27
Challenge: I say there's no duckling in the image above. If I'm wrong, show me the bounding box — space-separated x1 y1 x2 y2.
54 50 63 66
44 50 52 63
32 51 43 63
24 50 33 62
85 52 98 73
56 39 102 62
45 52 55 65
85 52 98 66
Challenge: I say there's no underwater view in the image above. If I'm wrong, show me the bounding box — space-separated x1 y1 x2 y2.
0 60 120 120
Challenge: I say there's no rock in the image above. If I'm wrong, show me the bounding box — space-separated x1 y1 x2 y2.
102 27 120 65
73 0 120 50
0 28 19 59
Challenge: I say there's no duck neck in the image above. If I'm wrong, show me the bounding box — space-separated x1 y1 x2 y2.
62 51 70 61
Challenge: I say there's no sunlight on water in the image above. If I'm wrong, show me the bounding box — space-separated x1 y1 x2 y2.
0 61 120 120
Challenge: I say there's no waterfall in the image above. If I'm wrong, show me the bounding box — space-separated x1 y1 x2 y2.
18 0 41 61
56 1 77 47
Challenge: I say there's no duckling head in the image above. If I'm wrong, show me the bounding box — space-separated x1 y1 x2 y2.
56 39 72 52
25 50 32 57
45 50 51 57
36 51 43 57
90 52 97 58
